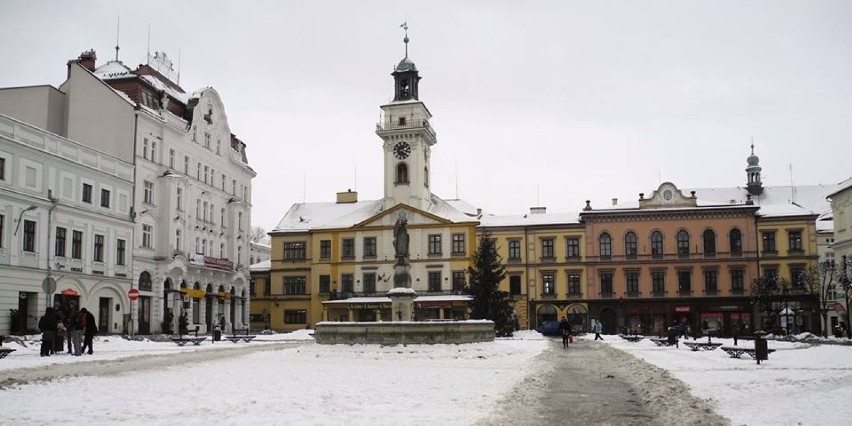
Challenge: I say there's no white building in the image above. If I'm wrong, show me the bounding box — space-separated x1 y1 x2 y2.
250 241 271 265
0 50 255 335
0 112 135 335
828 179 852 333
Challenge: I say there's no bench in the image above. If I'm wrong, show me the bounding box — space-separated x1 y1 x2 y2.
225 328 256 343
683 341 723 351
169 336 207 346
0 348 15 359
650 338 678 347
619 334 645 342
721 346 776 359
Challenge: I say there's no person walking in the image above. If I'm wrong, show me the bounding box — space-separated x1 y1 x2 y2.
593 319 604 341
64 306 75 354
80 308 98 355
70 308 84 356
38 307 58 357
559 316 572 348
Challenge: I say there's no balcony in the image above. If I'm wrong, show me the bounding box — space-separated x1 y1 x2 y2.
376 119 437 140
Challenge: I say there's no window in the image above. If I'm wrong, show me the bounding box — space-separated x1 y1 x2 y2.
363 237 377 258
599 233 612 259
55 227 66 257
221 174 226 191
0 157 4 180
93 234 104 262
100 189 110 208
232 179 236 195
509 275 521 295
169 149 175 168
319 275 331 293
203 202 208 222
677 230 690 257
729 229 743 256
263 279 270 296
219 242 224 257
196 200 201 218
24 166 35 187
762 231 777 253
652 270 666 294
203 165 209 184
320 240 331 259
82 183 93 203
600 271 613 296
396 163 409 184
788 231 803 252
508 240 521 261
731 269 745 292
283 277 306 295
184 155 189 174
428 271 442 292
238 212 243 231
143 181 154 204
283 242 306 261
542 273 555 295
341 274 354 293
341 238 355 259
0 215 3 248
678 270 691 293
204 132 211 149
23 220 36 252
217 139 221 155
176 187 183 210
237 246 242 265
221 208 225 226
142 224 152 248
192 126 197 142
151 141 157 162
138 271 152 291
452 233 465 255
196 163 201 180
453 271 466 292
703 229 716 257
72 230 82 258
624 232 637 259
143 138 149 160
568 273 581 296
116 239 126 265
541 238 555 259
651 231 664 258
790 265 806 288
626 270 639 294
428 234 442 255
284 310 307 324
363 273 376 293
567 237 580 259
704 269 717 294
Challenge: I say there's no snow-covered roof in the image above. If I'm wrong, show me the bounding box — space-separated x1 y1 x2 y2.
249 259 270 272
689 184 841 217
479 211 581 228
323 294 471 305
273 194 478 233
139 75 189 104
93 60 134 80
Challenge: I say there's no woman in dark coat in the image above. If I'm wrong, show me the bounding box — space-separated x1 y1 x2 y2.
80 308 98 355
38 307 58 357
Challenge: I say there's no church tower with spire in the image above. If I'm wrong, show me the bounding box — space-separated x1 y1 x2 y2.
376 24 437 211
746 143 764 196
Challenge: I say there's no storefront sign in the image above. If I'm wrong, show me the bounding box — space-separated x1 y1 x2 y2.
674 306 691 312
720 305 741 311
190 254 234 271
349 303 389 310
416 301 453 309
181 288 206 299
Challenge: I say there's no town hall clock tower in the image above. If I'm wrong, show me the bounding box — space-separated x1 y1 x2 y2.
376 25 437 211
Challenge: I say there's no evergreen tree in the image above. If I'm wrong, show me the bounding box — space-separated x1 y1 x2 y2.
464 231 515 337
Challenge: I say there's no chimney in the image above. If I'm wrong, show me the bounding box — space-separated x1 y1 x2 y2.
611 198 618 206
336 189 358 204
530 206 546 215
67 49 97 78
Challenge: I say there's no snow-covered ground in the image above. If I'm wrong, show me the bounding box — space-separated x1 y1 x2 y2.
1 331 850 425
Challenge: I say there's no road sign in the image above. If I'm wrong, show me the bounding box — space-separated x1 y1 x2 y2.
42 276 57 294
128 288 140 301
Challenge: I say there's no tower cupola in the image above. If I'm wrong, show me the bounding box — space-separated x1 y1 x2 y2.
392 23 420 101
746 143 764 196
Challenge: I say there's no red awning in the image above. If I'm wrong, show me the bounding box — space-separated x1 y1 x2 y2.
60 289 79 296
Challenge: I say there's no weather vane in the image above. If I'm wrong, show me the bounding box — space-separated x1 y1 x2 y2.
400 21 409 57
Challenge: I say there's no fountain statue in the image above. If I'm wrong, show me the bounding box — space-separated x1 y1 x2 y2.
389 215 415 321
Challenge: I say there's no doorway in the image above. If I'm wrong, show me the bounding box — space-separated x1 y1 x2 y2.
138 296 151 334
98 297 111 334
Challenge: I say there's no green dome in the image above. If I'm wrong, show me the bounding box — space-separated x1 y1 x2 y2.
395 57 417 72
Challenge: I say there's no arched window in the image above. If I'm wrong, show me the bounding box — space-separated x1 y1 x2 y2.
396 163 409 184
424 167 429 187
651 231 664 258
624 232 637 258
139 271 152 292
703 229 716 257
729 229 743 256
677 230 690 257
599 233 612 258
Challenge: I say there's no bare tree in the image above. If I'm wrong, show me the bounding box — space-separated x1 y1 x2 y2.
249 226 269 244
803 261 842 337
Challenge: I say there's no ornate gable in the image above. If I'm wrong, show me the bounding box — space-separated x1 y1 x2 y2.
639 182 698 209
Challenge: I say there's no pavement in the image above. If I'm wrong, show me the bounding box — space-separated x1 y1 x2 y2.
478 336 730 426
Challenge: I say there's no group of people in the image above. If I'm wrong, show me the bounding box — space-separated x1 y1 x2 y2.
38 305 98 357
558 317 605 348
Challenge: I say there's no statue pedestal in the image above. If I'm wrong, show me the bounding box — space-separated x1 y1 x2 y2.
388 287 416 322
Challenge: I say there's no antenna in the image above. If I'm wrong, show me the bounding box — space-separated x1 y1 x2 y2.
146 24 151 64
115 15 120 61
455 163 459 199
177 49 181 85
302 172 306 203
354 164 358 192
789 163 796 203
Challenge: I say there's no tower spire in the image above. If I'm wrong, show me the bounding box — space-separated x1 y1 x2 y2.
401 21 409 58
115 15 120 61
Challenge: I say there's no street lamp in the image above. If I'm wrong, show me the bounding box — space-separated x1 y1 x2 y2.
13 205 37 236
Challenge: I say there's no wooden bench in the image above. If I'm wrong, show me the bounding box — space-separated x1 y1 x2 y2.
619 334 645 342
170 336 207 346
0 348 15 359
225 328 256 343
650 338 678 347
683 341 723 351
721 346 776 359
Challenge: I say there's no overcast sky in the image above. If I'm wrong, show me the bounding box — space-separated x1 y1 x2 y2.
1 1 850 230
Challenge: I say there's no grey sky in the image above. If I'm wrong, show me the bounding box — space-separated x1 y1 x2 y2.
2 1 850 231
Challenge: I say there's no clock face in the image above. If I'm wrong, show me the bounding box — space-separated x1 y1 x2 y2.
663 190 673 201
393 142 411 159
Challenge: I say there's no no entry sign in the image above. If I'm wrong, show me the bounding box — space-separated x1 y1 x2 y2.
128 288 140 301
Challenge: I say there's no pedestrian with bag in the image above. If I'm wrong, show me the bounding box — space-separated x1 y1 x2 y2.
38 307 58 357
80 308 98 355
560 316 573 348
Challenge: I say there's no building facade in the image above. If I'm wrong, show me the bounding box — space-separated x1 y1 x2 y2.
828 180 852 334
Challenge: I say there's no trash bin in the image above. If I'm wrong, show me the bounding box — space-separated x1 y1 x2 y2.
753 330 768 364
213 327 221 342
